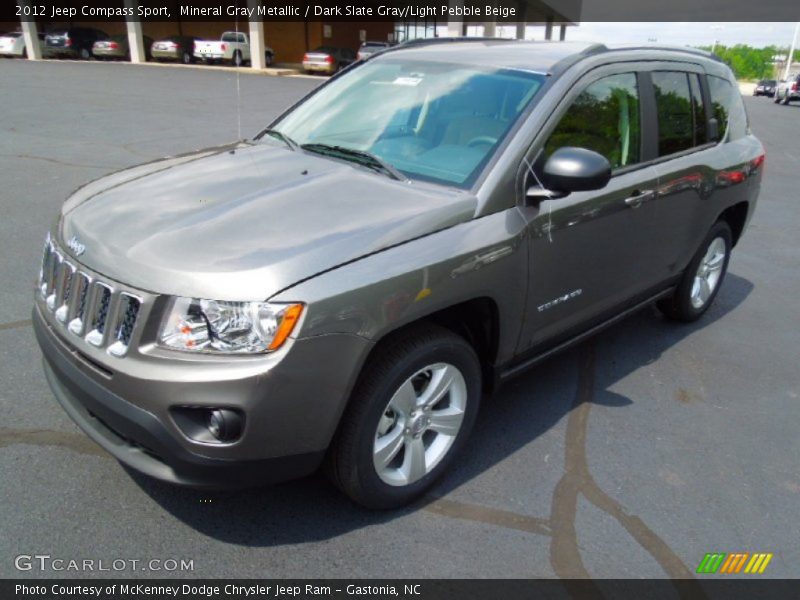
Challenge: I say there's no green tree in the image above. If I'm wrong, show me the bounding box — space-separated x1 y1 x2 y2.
695 44 797 80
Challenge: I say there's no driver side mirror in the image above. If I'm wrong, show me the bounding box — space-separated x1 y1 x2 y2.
526 147 612 201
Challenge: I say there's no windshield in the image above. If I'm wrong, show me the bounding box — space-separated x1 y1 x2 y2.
272 59 546 187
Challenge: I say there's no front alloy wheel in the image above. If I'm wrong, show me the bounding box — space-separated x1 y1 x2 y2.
373 363 467 487
328 324 481 509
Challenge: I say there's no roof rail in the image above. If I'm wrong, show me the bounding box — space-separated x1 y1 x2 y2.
396 36 515 48
606 44 725 63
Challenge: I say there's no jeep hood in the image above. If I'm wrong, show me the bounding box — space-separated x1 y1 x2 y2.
59 142 477 301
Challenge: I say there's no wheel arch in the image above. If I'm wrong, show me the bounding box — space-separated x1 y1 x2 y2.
716 200 749 247
365 296 502 395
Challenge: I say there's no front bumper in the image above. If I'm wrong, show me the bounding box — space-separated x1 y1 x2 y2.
34 297 371 488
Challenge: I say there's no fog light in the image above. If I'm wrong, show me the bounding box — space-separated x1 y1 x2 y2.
170 406 244 444
206 409 242 442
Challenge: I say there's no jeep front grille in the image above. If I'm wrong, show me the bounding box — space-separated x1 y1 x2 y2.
39 237 143 358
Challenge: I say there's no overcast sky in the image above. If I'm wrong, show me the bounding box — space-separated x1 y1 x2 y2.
488 22 799 49
567 22 798 48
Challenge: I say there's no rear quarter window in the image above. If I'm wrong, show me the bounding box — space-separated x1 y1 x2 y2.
707 75 748 142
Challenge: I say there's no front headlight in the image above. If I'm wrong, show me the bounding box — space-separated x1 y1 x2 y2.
159 297 303 354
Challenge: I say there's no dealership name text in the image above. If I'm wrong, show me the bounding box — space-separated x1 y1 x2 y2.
16 584 418 597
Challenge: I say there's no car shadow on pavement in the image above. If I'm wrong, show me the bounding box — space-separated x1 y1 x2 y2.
129 273 753 546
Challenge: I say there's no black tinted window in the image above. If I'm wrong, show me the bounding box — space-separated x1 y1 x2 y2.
653 71 694 156
708 75 747 141
545 73 640 169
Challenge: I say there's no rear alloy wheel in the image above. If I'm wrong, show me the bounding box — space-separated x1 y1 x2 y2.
182 51 192 64
657 221 732 322
328 324 481 509
265 52 274 67
80 47 91 60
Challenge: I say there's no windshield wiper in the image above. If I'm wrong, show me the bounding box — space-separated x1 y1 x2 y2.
300 143 406 182
256 128 299 151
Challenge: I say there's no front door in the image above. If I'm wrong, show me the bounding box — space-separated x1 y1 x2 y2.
517 68 662 351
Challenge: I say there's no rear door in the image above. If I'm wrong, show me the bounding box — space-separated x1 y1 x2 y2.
647 65 732 279
516 65 662 351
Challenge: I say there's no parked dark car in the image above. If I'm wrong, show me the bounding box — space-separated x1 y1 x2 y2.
45 28 108 60
357 41 393 61
753 79 777 97
34 41 763 509
151 35 198 64
93 35 153 61
302 46 356 74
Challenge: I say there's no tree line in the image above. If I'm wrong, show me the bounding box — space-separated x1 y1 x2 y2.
695 44 799 81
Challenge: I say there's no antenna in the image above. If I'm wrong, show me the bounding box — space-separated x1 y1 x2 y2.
234 0 242 141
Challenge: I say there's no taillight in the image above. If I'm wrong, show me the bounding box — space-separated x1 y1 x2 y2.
302 53 309 62
168 42 178 48
752 153 766 169
221 43 227 52
325 55 334 64
109 42 119 49
65 38 72 47
792 82 798 92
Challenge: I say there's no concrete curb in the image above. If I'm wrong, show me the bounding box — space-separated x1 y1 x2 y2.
28 57 302 77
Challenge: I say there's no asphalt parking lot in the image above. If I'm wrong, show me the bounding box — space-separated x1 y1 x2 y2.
1 59 798 582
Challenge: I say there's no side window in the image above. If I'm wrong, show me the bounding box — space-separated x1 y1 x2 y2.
707 75 748 142
544 73 640 170
652 71 694 156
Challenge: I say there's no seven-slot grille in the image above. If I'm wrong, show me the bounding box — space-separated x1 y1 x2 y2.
39 235 142 357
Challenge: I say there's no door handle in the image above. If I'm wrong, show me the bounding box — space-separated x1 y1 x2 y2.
624 189 656 208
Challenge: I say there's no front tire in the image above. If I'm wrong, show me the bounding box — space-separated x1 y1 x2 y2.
657 221 732 322
328 324 481 509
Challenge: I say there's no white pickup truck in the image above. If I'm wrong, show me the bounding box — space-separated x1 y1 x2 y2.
194 31 274 66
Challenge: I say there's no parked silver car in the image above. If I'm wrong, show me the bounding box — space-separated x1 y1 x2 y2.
34 41 763 508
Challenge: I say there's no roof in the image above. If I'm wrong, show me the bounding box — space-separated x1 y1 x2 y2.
379 40 723 74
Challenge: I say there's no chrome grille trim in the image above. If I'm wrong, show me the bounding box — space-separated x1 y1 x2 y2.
45 251 63 311
38 237 145 359
54 261 76 323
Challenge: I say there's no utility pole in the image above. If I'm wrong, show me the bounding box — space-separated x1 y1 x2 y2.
783 22 799 81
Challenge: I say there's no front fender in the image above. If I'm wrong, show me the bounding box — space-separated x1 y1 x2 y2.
271 208 530 367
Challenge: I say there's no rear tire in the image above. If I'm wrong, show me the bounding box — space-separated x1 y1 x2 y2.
657 221 732 322
79 47 91 60
327 324 481 509
232 50 243 67
182 51 192 64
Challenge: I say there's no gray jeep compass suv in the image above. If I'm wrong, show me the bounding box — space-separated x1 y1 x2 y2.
34 41 764 509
